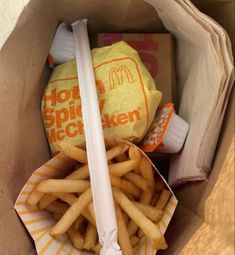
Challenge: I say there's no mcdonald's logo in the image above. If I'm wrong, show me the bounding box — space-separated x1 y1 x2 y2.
109 65 134 90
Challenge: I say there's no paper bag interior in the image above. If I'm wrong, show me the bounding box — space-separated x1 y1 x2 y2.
0 0 234 254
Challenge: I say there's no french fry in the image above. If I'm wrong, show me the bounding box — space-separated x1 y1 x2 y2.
104 138 119 148
124 172 148 191
152 235 168 250
139 188 169 238
54 193 78 205
113 188 163 244
126 193 135 201
110 175 141 198
74 215 86 231
25 202 39 212
88 203 96 224
137 228 144 239
116 204 133 255
56 142 87 163
139 157 155 190
127 220 138 236
129 146 142 173
82 208 96 227
133 202 163 222
130 236 140 247
106 144 129 161
37 179 90 193
43 194 80 214
139 189 152 204
155 177 166 191
39 194 57 209
36 165 89 209
46 201 69 215
93 243 102 254
68 226 85 250
83 223 97 250
151 191 161 206
66 145 129 180
27 189 44 206
123 211 130 225
54 192 96 227
155 189 171 210
67 164 89 180
36 169 88 209
110 160 139 177
129 146 142 162
50 188 92 236
116 153 128 162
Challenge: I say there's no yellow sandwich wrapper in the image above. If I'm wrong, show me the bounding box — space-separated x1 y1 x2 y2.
42 41 162 154
14 139 178 255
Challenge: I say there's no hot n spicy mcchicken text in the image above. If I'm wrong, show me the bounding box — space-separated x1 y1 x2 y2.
42 42 162 153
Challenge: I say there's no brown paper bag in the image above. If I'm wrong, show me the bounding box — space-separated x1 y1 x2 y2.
0 0 234 254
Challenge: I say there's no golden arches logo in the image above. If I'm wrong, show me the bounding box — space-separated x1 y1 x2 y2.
109 65 134 90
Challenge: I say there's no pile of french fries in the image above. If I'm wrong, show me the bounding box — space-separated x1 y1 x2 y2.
27 141 172 254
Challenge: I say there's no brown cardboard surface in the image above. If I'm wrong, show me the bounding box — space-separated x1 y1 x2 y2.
0 0 234 254
179 140 234 255
0 0 57 254
54 0 165 34
174 87 234 216
158 205 204 255
94 33 177 105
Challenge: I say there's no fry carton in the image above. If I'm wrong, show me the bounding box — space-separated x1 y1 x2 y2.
14 139 178 255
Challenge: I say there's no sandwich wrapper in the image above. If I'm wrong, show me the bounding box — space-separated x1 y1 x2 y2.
43 41 162 154
93 33 176 105
14 139 178 255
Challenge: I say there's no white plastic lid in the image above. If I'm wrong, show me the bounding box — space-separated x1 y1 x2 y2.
49 23 75 65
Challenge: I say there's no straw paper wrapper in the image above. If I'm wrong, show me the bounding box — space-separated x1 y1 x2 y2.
14 140 178 255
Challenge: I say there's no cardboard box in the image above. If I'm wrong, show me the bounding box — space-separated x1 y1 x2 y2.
93 33 177 105
0 0 234 255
